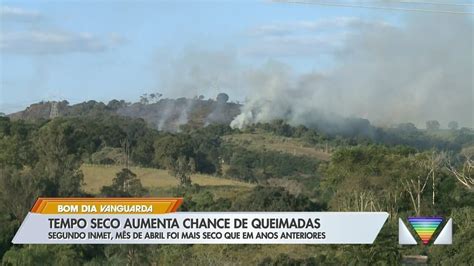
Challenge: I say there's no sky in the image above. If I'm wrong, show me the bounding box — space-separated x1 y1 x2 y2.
0 0 394 113
0 1 472 129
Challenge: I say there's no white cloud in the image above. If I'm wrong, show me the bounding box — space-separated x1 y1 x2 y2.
248 17 361 37
0 6 124 55
249 24 294 36
244 33 347 57
0 30 120 54
245 17 393 57
0 6 42 22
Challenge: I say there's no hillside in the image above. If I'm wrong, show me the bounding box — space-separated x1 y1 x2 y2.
7 96 241 132
2 109 473 265
223 132 331 161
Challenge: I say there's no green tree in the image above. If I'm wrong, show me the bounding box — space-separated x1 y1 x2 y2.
168 156 194 187
101 245 151 266
0 168 41 222
232 186 321 211
2 245 83 266
426 120 440 131
34 120 83 196
101 168 147 197
216 93 229 103
0 119 38 169
429 207 474 264
153 134 193 168
448 121 459 131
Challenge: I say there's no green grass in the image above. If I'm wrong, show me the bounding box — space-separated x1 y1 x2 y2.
223 133 330 161
81 164 254 195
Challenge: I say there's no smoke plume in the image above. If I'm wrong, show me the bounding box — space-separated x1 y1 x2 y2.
231 12 473 129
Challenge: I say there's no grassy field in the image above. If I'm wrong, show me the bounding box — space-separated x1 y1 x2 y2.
81 164 254 195
223 133 330 161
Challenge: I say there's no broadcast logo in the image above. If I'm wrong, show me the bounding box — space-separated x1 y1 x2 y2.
398 217 452 245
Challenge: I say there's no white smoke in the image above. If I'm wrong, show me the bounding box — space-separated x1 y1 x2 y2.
232 12 473 129
155 49 242 100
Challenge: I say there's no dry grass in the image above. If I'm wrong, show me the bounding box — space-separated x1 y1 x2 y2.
224 133 330 161
81 164 254 194
461 144 474 157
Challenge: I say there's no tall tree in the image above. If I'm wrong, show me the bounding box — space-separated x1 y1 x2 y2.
0 168 41 222
168 156 194 187
101 168 147 197
400 155 430 216
419 151 445 205
121 138 131 168
34 121 83 196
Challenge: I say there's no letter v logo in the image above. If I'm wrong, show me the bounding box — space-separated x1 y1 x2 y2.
398 217 452 245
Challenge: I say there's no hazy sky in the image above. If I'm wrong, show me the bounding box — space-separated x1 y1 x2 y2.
0 0 391 113
1 1 472 128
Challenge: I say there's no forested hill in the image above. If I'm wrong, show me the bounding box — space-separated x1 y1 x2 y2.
7 94 241 132
6 95 473 152
1 103 473 264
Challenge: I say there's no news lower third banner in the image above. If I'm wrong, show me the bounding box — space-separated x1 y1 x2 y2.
13 198 388 244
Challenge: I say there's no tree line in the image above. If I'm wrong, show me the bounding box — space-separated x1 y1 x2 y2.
0 114 472 264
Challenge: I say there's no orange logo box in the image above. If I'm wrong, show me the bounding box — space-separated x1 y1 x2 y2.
31 198 183 214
